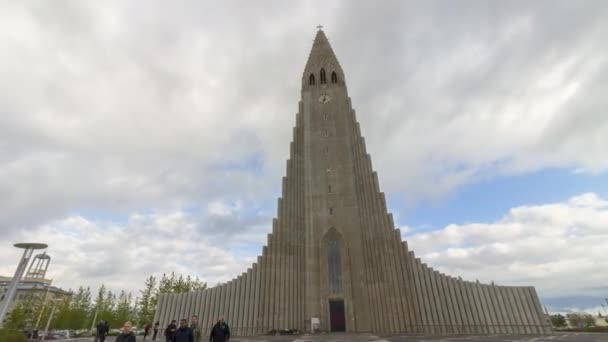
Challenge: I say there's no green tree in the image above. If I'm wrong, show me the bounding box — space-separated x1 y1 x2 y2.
550 314 567 328
567 313 595 328
137 276 157 326
4 302 28 330
114 291 133 327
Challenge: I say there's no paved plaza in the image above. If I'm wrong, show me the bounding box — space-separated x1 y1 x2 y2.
63 332 608 342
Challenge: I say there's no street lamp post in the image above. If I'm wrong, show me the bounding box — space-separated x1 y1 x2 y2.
41 299 61 341
0 243 47 327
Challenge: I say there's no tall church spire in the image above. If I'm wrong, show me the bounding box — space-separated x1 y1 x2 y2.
302 28 345 89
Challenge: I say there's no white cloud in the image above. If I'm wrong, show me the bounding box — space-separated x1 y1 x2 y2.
403 193 608 311
0 210 262 296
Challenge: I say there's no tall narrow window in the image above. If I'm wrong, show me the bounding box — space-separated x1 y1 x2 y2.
327 239 343 294
320 68 327 84
331 72 338 83
328 185 332 193
309 74 316 85
329 207 333 215
324 113 329 120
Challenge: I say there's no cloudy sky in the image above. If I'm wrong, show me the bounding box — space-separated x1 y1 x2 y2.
1 1 607 314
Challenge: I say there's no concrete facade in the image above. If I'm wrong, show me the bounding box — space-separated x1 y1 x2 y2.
153 29 552 336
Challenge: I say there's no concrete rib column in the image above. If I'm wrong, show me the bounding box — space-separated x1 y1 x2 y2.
245 268 254 335
165 294 174 324
427 268 444 333
169 293 177 322
377 211 404 332
474 282 490 334
430 271 447 334
177 293 185 321
352 127 374 332
444 276 460 334
501 287 518 334
520 288 540 334
241 271 249 335
239 273 247 335
497 287 515 334
456 280 473 334
365 149 382 333
516 287 535 334
193 290 201 322
480 284 497 334
507 287 524 334
392 230 412 332
447 277 464 334
438 274 455 334
464 282 481 334
183 291 193 320
510 288 526 334
223 282 232 324
232 278 241 335
209 287 219 330
260 246 270 333
515 287 531 334
473 283 491 334
418 261 435 334
483 284 502 334
384 222 406 332
204 288 213 332
399 243 418 333
217 284 225 321
363 153 384 333
364 166 388 333
528 287 549 334
284 168 292 332
262 243 271 333
420 264 437 334
157 293 167 326
490 285 508 334
269 224 278 330
229 280 238 327
199 290 208 331
410 254 428 333
178 293 187 321
253 259 262 335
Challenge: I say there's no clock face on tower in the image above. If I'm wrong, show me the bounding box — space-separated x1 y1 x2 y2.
318 94 332 104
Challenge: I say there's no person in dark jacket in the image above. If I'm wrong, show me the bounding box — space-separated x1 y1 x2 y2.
209 316 230 342
115 321 136 342
165 320 177 342
97 320 110 342
152 321 160 341
173 319 193 342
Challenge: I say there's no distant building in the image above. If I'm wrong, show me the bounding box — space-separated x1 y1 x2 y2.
0 253 70 326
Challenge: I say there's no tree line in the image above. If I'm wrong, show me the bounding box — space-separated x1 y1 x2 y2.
4 272 206 332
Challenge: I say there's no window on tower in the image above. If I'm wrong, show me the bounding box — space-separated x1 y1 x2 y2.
327 238 343 294
320 68 327 84
331 72 338 83
309 74 315 85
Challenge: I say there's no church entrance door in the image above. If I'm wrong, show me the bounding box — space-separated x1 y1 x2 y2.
329 299 346 332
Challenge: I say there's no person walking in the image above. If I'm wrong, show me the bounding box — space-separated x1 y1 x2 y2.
115 321 136 342
152 321 160 341
96 320 110 342
144 323 151 340
174 319 193 342
165 320 177 342
208 316 230 342
190 316 201 342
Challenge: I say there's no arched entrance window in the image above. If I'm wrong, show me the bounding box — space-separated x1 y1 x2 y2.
327 238 342 294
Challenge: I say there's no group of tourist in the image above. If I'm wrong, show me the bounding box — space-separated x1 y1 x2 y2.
97 315 230 342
